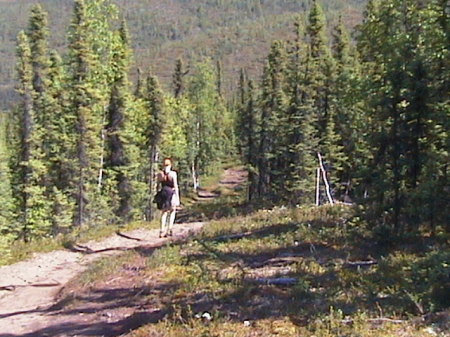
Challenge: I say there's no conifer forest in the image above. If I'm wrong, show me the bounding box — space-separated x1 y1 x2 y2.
0 0 448 333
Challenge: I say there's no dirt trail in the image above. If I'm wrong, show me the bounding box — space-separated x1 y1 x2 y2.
0 167 247 337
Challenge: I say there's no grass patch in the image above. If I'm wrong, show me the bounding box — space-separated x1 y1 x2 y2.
18 165 447 336
0 160 238 267
116 205 450 336
0 219 159 266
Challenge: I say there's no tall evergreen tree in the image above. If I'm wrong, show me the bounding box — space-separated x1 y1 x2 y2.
186 60 233 189
105 21 133 223
172 58 188 99
145 74 166 220
306 0 346 199
243 79 259 200
67 0 102 226
27 5 69 234
0 114 14 235
135 67 145 99
66 0 120 226
357 0 449 234
283 18 319 204
28 4 50 97
235 68 248 156
331 16 364 199
14 31 51 240
45 50 74 231
216 59 223 99
257 41 288 200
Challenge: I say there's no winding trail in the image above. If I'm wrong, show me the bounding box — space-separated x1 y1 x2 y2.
0 167 247 337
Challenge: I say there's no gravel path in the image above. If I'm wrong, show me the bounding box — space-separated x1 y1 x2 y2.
0 222 205 336
0 167 247 336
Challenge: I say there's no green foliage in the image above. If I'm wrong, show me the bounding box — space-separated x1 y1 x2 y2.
356 0 449 233
104 21 134 223
0 113 14 236
243 3 348 204
0 0 368 111
185 59 235 187
1 0 448 264
13 29 53 240
61 204 448 336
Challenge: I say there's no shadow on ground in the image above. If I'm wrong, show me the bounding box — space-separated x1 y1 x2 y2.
4 217 449 337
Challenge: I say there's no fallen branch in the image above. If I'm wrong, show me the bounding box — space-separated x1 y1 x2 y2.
342 317 406 325
317 153 334 205
116 231 143 241
0 286 15 291
247 277 297 286
250 256 300 268
343 260 378 268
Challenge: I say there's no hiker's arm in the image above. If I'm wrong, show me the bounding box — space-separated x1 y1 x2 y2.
173 172 180 198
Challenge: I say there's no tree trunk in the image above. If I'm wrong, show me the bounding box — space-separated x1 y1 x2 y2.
192 159 199 191
97 127 106 191
21 85 34 241
318 152 334 205
146 145 159 221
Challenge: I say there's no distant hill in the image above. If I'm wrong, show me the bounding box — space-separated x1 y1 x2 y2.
0 0 367 109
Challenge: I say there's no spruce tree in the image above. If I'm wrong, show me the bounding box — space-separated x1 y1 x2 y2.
0 114 14 235
135 67 145 99
256 41 288 200
65 0 120 226
186 60 233 188
145 74 166 220
46 51 75 232
356 0 449 234
216 59 223 99
243 79 259 201
283 18 319 204
67 0 102 226
235 68 248 157
14 31 51 240
306 0 333 132
28 4 50 97
305 1 345 200
257 64 272 198
331 16 364 199
172 58 188 99
105 21 133 223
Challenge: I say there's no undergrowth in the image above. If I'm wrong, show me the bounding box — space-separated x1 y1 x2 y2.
0 160 239 266
57 203 448 337
0 219 159 266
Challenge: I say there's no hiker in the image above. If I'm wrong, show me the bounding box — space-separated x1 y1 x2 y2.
156 157 180 237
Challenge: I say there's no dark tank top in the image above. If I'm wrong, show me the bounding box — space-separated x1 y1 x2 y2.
161 171 175 188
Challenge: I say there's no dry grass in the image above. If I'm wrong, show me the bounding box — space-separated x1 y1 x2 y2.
52 203 449 337
38 166 448 337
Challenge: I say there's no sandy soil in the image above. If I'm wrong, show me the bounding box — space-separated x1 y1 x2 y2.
0 168 247 337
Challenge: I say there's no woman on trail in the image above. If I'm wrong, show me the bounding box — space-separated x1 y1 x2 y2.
157 157 180 237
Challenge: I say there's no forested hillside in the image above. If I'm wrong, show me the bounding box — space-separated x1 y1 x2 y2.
0 0 448 263
0 0 448 335
0 0 366 109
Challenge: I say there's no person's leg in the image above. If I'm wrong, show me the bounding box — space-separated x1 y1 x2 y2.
160 211 168 237
167 209 176 236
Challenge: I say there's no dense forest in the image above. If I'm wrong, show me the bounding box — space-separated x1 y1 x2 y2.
0 0 448 257
0 0 366 110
